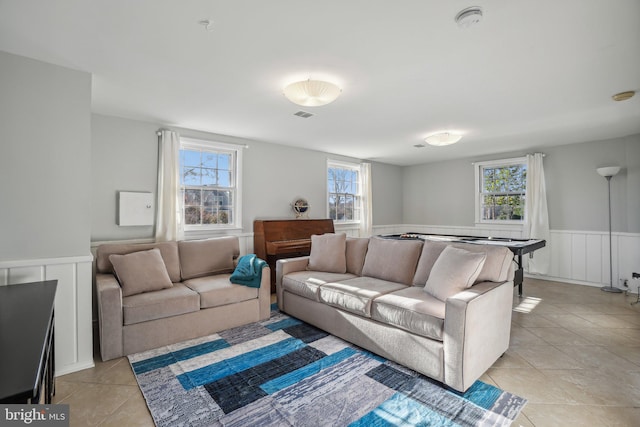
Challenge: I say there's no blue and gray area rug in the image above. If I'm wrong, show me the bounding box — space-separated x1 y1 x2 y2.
129 306 526 426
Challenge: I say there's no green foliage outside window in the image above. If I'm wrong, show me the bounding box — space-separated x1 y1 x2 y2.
481 164 526 221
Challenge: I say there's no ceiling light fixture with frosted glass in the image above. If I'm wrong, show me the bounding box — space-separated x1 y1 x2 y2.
283 79 342 107
424 132 463 146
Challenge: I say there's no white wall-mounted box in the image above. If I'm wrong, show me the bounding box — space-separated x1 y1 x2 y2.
117 191 154 226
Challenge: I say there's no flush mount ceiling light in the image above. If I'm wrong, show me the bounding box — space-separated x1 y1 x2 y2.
283 79 341 107
455 6 483 29
424 132 463 146
612 91 635 101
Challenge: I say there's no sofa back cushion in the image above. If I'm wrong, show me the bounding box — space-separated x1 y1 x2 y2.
109 248 174 297
423 246 486 301
179 236 239 280
346 237 369 276
361 237 423 285
96 241 181 283
413 240 514 285
307 233 347 273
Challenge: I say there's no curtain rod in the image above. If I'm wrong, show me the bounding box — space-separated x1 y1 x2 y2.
156 130 249 149
471 153 545 165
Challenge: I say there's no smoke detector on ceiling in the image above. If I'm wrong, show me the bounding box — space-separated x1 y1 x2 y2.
612 91 635 101
455 7 483 29
198 19 214 31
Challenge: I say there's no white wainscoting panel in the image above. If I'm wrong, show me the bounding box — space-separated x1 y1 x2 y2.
333 224 361 237
549 232 572 279
585 234 603 284
571 234 587 281
0 255 95 376
619 234 640 291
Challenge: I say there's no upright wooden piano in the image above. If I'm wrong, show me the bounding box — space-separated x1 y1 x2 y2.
254 219 335 292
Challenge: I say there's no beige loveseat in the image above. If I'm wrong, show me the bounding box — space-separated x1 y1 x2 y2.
276 234 515 392
95 236 270 361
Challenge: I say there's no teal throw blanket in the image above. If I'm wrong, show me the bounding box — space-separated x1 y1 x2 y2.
230 254 267 288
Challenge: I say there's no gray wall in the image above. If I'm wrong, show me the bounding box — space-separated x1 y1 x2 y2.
403 134 640 233
91 115 159 241
403 159 474 226
626 139 640 232
90 114 404 241
0 51 92 259
371 162 403 226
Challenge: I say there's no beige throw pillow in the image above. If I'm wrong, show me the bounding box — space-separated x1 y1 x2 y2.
308 233 347 273
109 248 174 297
424 246 487 301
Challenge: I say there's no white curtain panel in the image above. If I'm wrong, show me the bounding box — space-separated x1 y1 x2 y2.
155 130 184 242
526 153 550 274
359 162 373 237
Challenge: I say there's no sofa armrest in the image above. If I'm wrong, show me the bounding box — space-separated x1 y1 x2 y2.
258 266 271 320
443 280 513 392
96 273 124 361
275 256 310 311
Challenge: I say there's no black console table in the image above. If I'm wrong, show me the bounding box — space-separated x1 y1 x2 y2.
0 280 57 403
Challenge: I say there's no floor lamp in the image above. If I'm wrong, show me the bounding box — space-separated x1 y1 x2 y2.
597 166 622 293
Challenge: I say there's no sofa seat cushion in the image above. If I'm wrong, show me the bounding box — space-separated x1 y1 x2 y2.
122 284 200 325
371 286 446 341
319 277 406 317
183 274 259 308
283 271 358 302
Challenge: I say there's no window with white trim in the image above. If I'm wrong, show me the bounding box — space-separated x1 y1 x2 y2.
179 137 242 229
474 157 527 224
327 160 361 223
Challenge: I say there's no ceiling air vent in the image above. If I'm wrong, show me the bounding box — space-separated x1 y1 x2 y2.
294 110 314 118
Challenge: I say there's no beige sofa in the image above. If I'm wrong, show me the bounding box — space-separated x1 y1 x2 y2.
276 234 515 392
95 236 270 361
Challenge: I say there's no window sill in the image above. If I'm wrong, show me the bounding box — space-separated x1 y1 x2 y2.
474 222 524 230
184 226 244 240
334 222 361 228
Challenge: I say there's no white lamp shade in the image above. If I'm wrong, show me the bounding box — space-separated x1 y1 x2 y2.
596 166 621 177
283 80 341 107
424 132 462 146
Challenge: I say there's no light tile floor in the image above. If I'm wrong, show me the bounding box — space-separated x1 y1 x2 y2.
53 278 640 426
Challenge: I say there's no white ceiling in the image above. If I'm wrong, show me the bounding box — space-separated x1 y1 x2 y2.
1 0 639 166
